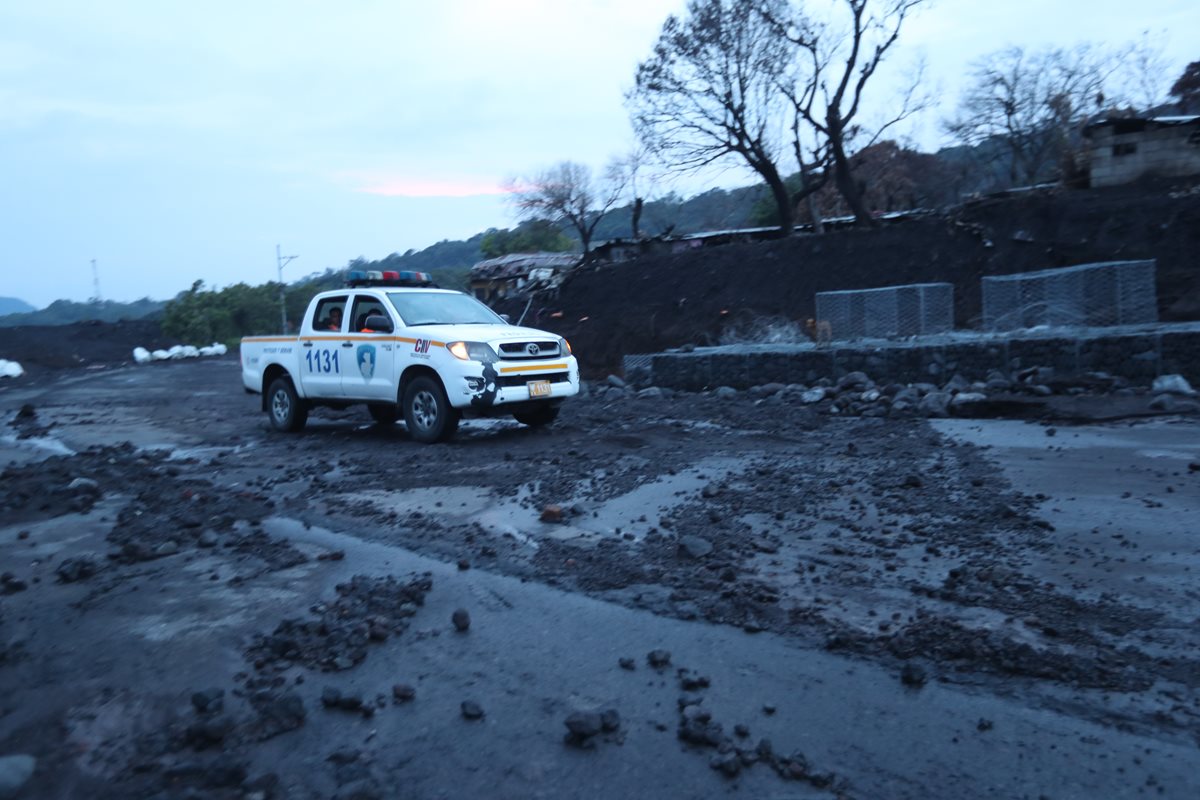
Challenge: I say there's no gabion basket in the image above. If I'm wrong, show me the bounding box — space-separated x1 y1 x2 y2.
815 282 953 342
982 260 1158 331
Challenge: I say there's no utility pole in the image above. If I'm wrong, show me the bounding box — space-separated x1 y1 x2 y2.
276 244 298 333
90 258 102 303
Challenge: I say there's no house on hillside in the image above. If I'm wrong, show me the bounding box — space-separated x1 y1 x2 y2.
1084 115 1200 187
590 226 782 264
588 213 932 265
468 253 580 302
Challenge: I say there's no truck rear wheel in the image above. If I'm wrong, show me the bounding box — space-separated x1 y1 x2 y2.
267 377 308 432
403 376 460 443
368 404 400 425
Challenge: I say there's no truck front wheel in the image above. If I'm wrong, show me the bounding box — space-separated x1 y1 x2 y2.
267 377 308 432
403 376 460 443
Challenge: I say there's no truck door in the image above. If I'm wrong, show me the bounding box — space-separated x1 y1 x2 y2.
301 294 349 399
342 294 397 401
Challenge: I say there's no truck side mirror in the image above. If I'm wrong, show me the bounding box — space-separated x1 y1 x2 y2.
364 314 394 333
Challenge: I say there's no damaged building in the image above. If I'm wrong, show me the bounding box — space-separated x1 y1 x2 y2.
1085 115 1200 187
468 253 580 302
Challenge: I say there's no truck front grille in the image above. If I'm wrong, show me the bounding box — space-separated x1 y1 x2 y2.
497 340 560 360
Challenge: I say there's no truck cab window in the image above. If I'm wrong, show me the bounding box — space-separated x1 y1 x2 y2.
315 297 349 332
351 297 388 332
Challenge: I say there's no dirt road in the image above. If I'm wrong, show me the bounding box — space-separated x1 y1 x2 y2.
1 358 1197 799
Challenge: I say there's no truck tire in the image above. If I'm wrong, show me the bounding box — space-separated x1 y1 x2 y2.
403 376 460 443
513 403 559 428
368 404 400 425
267 377 308 432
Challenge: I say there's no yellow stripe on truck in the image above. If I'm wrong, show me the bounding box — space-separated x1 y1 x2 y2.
498 363 568 374
251 335 448 346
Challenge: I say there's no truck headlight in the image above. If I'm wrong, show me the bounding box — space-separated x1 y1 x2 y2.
559 337 572 355
448 341 494 361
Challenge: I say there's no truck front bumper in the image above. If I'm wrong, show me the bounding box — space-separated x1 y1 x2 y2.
444 356 580 410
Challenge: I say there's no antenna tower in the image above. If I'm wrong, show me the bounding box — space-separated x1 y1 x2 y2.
91 258 103 302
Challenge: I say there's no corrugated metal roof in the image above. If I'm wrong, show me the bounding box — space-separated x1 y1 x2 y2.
469 252 580 279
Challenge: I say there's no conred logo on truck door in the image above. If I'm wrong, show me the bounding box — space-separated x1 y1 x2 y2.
356 345 376 380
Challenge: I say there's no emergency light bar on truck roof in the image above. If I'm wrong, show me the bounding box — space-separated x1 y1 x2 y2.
345 270 435 288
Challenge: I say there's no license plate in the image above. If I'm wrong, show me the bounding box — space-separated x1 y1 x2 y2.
527 380 552 398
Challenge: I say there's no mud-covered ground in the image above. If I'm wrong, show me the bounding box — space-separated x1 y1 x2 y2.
1 357 1198 799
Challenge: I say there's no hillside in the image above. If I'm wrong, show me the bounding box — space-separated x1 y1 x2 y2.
0 297 35 316
0 297 165 328
499 177 1200 376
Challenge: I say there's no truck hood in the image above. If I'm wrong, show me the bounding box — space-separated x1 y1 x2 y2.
406 324 564 348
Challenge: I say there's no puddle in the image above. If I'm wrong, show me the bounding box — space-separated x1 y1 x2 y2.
129 609 256 642
331 458 744 549
160 441 262 461
0 432 76 457
335 486 544 548
1134 448 1199 461
565 459 745 541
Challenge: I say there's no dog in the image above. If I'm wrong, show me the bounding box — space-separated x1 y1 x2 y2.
806 318 833 347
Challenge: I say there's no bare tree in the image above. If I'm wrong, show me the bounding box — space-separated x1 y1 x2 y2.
776 36 831 233
769 0 930 227
627 0 799 233
505 161 626 255
607 146 658 239
1169 60 1200 112
1119 31 1172 110
946 44 1120 188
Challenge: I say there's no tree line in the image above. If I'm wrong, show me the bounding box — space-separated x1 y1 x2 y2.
508 0 1198 250
0 298 165 328
26 3 1199 338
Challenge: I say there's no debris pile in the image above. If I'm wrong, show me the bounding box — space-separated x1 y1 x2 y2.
245 574 434 674
132 343 228 364
599 369 1199 418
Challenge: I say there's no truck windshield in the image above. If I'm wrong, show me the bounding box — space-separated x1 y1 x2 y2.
386 291 506 327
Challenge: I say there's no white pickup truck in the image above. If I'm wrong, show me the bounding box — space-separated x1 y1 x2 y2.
240 271 579 442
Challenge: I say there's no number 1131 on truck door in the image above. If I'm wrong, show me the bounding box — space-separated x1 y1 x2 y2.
305 349 339 373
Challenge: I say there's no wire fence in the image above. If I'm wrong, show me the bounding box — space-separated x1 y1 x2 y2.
815 282 954 342
617 261 1164 380
982 260 1158 331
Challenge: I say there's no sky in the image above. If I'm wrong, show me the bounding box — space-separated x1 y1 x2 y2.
1 0 1196 309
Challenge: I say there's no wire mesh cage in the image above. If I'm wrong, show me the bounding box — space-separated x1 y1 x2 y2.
815 283 954 342
981 260 1158 331
622 353 654 384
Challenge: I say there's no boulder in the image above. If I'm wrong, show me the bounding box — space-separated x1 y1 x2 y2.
1152 374 1196 396
678 536 713 559
941 374 970 394
950 392 989 410
0 755 36 799
836 371 872 391
800 388 826 404
918 392 950 418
